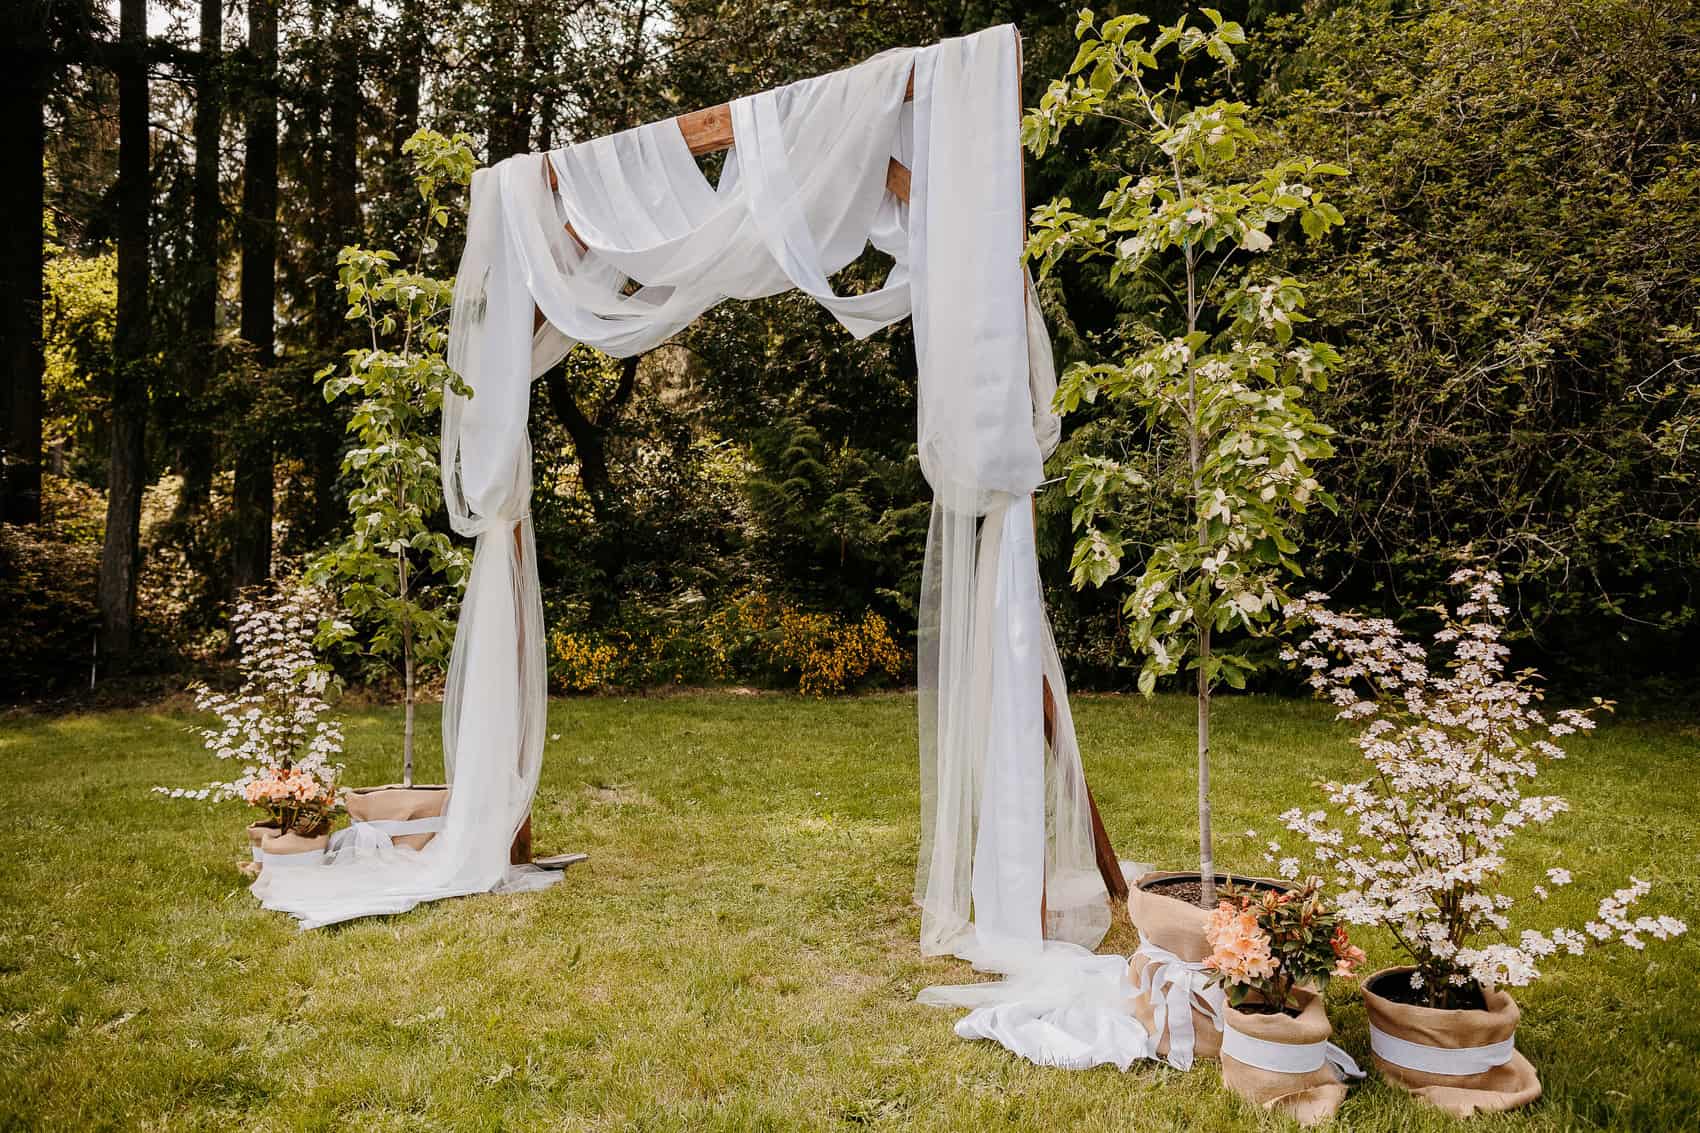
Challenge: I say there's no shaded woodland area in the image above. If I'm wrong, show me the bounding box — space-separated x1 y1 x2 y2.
2 0 1697 703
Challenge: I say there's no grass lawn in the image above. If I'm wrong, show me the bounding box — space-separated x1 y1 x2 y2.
1 692 1696 1131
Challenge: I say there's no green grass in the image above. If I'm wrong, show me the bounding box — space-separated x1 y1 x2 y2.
1 692 1696 1131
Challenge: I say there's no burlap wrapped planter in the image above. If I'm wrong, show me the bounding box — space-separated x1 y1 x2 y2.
238 820 283 878
1127 871 1288 1069
1362 966 1542 1118
343 784 449 850
1220 993 1364 1126
256 827 330 870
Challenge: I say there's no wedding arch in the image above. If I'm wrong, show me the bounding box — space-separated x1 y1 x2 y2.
254 25 1130 971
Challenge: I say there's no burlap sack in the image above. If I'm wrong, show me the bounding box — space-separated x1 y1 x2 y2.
1128 870 1213 959
1128 871 1290 959
1221 993 1355 1127
344 784 448 850
238 821 282 878
1362 967 1541 1118
258 828 329 859
1127 872 1295 1064
1128 948 1223 1063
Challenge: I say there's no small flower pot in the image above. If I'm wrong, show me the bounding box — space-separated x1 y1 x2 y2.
238 820 284 879
1361 966 1541 1118
1126 871 1289 1068
245 819 281 856
256 827 330 869
1221 993 1363 1127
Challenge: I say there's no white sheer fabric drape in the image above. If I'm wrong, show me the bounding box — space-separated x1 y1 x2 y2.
256 27 1120 1030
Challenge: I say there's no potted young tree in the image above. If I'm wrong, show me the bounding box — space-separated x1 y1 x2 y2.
156 583 346 873
1024 8 1344 1055
1202 879 1366 1125
311 130 476 846
1275 567 1689 1117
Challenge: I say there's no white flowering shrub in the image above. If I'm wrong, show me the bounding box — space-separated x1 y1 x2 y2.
156 584 344 830
1271 566 1685 1007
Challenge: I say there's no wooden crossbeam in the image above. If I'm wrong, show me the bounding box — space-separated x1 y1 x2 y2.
545 72 915 204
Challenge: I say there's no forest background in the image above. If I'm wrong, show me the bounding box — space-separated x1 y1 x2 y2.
3 0 1697 706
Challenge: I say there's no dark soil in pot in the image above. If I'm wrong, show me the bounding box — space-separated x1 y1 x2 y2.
1365 967 1488 1012
1138 873 1290 907
1232 1002 1303 1018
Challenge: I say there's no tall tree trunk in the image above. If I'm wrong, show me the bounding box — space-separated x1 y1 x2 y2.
298 0 361 548
99 0 151 658
233 0 278 592
177 0 223 518
0 3 50 525
1176 161 1216 908
390 0 422 160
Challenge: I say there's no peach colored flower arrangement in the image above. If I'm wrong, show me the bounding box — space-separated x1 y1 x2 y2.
242 764 339 835
1204 879 1365 1011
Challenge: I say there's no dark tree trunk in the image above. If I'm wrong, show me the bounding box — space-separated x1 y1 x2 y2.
0 4 50 525
233 0 278 592
177 0 223 518
298 0 361 549
327 0 360 260
99 0 151 657
391 0 422 160
541 354 640 526
486 0 529 161
542 353 640 620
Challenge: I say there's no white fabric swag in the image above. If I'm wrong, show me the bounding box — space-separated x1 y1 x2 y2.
253 25 1112 1001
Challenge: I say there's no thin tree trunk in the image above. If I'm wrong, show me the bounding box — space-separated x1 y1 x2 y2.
1197 625 1215 906
178 0 223 518
98 0 152 658
401 546 415 787
1177 165 1216 908
233 0 277 591
0 3 50 525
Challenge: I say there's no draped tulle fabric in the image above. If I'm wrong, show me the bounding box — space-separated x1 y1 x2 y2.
255 28 1125 1062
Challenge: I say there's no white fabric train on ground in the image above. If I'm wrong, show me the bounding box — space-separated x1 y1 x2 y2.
254 25 1122 1056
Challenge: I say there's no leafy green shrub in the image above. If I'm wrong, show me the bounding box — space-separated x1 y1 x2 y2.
0 525 99 697
548 591 908 696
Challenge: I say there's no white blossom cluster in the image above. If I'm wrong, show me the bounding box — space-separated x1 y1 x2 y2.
1272 567 1685 993
154 584 344 806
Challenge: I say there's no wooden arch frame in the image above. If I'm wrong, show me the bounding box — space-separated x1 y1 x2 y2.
525 42 1131 910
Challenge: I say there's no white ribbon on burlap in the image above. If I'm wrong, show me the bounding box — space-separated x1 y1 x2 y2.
259 848 326 868
327 816 447 856
1131 940 1227 1071
1222 1018 1366 1080
1369 1025 1515 1077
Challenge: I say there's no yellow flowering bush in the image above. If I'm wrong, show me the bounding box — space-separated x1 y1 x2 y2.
550 631 623 692
548 592 909 695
